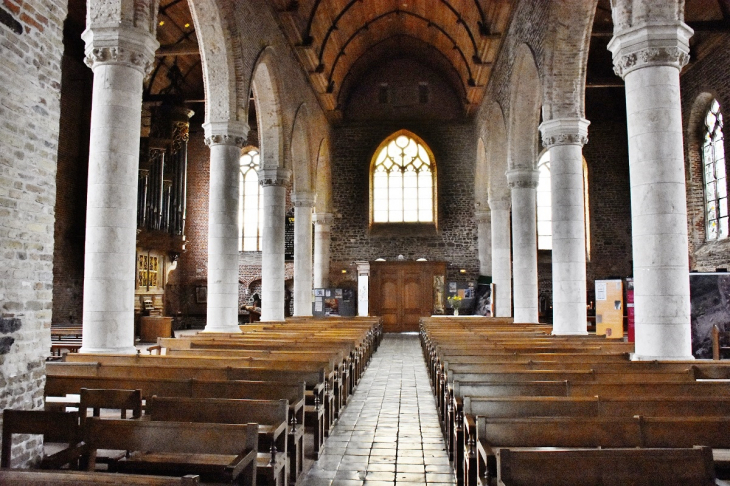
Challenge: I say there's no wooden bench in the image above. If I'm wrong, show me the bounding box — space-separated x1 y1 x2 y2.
0 469 200 485
84 418 258 486
1 410 84 470
148 396 289 486
494 446 716 486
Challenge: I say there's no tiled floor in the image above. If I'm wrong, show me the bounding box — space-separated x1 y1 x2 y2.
298 333 456 486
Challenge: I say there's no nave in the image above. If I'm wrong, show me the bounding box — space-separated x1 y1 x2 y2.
299 334 455 486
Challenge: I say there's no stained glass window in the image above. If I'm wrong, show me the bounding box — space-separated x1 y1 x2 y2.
239 149 263 251
372 132 434 224
703 99 727 241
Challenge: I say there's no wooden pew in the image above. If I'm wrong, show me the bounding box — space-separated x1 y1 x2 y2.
1 410 85 470
84 418 258 486
494 446 716 486
148 396 289 486
0 470 201 485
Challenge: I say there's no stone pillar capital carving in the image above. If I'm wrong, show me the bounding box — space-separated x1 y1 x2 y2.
539 118 590 148
313 212 334 227
506 168 540 189
258 167 292 187
608 22 693 78
488 198 511 211
292 191 316 208
203 121 249 147
475 210 491 224
82 0 160 76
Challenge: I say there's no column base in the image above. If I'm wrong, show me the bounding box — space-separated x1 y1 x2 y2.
630 353 695 361
202 325 242 334
79 346 138 355
552 331 589 336
293 313 313 318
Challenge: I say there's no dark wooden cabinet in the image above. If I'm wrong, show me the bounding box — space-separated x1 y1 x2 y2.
369 261 446 333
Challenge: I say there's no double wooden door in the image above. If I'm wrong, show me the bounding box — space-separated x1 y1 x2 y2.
369 261 446 333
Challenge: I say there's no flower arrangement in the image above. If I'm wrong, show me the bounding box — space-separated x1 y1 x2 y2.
448 295 462 309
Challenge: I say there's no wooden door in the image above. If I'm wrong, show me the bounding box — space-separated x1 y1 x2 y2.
369 261 446 333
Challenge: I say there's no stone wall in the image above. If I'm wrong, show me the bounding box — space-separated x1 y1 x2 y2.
329 121 480 287
681 40 730 271
0 0 67 467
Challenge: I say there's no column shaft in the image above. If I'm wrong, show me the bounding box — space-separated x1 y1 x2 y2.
313 213 333 288
476 210 492 276
260 168 291 321
204 128 245 333
489 202 512 317
293 193 315 316
508 170 539 323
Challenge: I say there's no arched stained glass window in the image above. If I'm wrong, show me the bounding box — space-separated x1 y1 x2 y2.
371 131 435 224
703 99 727 241
239 148 263 251
536 151 591 260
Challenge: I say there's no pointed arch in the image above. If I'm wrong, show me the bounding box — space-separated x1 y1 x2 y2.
315 138 333 214
370 129 437 225
475 137 489 210
508 44 542 171
484 102 509 205
252 47 285 169
291 103 313 193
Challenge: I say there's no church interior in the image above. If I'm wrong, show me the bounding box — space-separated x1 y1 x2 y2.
2 0 730 483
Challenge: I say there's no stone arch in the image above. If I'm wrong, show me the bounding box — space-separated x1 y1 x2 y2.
484 102 509 204
474 137 488 211
188 0 246 123
507 43 542 171
291 103 313 193
315 138 333 214
541 0 597 121
252 47 285 169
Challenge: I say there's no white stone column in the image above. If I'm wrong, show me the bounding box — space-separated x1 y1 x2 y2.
292 192 315 316
540 118 590 335
507 169 540 323
489 198 512 317
356 261 370 317
609 22 694 360
202 122 247 333
80 6 159 353
313 212 334 289
475 209 492 276
259 168 292 322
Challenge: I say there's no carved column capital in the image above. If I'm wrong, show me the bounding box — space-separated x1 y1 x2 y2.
608 22 693 78
292 191 316 208
82 0 160 76
313 212 334 227
488 198 511 211
475 210 491 225
506 168 540 189
203 121 249 148
539 118 590 148
258 167 292 187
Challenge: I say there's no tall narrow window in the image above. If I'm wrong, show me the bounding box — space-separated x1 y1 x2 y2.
703 99 727 241
535 151 591 259
239 148 263 251
371 131 435 224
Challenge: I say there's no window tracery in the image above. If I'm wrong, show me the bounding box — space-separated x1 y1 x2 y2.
239 148 263 251
703 99 727 241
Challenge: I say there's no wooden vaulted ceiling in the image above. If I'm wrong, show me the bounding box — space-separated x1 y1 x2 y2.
271 0 513 118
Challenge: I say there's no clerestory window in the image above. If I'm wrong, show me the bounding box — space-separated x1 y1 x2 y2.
238 148 263 251
703 99 727 241
371 130 436 225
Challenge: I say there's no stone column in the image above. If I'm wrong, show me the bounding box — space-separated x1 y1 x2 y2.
540 118 590 335
80 3 159 353
475 209 492 276
292 192 315 316
313 212 334 289
259 168 292 322
202 121 247 333
489 198 512 317
507 169 540 323
608 21 694 359
356 261 370 317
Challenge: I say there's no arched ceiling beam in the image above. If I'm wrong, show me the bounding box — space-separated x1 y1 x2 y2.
336 34 468 108
324 10 476 94
314 0 483 68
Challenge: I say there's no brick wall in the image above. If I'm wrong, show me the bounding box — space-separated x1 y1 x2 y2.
0 0 67 467
681 41 730 271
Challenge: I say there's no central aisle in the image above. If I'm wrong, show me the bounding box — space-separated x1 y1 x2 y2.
299 333 456 486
